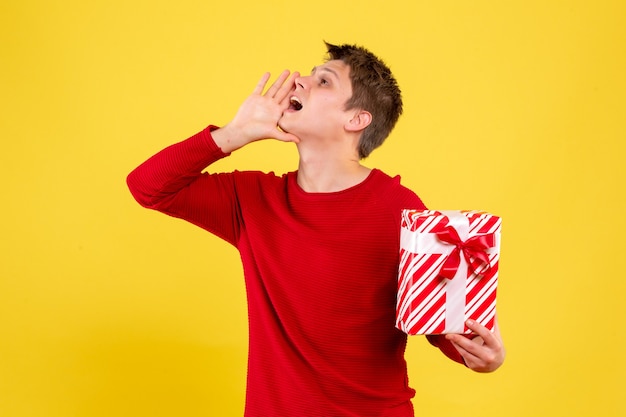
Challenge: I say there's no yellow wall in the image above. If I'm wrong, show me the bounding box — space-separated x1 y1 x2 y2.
2 1 624 416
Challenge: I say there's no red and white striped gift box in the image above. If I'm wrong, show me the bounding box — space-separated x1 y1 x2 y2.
396 210 502 335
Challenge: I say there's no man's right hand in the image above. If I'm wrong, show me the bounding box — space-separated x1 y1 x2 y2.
212 70 301 153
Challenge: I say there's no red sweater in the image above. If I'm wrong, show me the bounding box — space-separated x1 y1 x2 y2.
127 126 463 417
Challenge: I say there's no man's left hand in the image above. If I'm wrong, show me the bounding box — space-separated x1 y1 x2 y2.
445 318 505 373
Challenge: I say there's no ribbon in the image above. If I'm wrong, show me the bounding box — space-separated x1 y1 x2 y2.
435 225 496 281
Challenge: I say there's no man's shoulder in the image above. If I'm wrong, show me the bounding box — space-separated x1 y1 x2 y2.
370 169 426 208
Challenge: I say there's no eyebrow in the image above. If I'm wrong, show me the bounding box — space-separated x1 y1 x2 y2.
311 65 339 80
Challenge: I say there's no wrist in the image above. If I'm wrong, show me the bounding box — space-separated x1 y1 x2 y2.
211 123 246 153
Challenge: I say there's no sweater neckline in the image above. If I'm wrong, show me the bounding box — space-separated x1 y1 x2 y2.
289 169 380 198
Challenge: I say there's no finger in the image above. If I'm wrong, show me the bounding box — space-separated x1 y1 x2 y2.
446 333 483 357
466 319 499 348
253 72 272 95
448 339 481 367
453 337 503 373
264 70 291 98
276 132 300 143
448 331 497 365
274 127 300 143
274 71 300 104
466 319 491 339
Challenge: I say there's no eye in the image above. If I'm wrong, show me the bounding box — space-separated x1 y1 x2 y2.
319 77 329 86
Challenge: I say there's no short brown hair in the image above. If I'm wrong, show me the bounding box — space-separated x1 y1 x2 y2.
325 42 403 159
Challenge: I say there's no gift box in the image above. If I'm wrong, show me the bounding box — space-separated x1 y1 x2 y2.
396 210 501 335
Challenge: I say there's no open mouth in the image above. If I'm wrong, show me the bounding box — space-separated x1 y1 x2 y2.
289 96 303 111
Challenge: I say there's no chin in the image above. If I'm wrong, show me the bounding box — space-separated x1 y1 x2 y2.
278 118 294 135
279 114 311 139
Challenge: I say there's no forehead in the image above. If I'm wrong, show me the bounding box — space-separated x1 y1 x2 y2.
312 60 351 80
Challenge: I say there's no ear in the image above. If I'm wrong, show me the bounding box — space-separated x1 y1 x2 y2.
345 109 372 133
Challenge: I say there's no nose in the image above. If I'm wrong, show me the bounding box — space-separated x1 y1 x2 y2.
294 74 307 90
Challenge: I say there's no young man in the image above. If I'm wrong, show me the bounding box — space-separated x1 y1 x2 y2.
127 42 505 417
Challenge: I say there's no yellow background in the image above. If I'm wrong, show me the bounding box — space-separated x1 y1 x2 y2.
2 1 624 416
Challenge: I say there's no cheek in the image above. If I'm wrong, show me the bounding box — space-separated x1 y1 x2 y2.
314 97 346 114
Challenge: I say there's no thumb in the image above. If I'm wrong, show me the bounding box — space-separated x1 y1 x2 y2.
273 129 300 143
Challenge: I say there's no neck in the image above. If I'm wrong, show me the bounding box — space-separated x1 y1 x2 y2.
296 152 371 193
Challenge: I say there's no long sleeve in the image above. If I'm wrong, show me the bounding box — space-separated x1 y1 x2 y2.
126 125 241 245
426 334 471 365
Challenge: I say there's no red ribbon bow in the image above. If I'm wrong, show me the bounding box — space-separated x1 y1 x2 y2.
435 226 496 280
